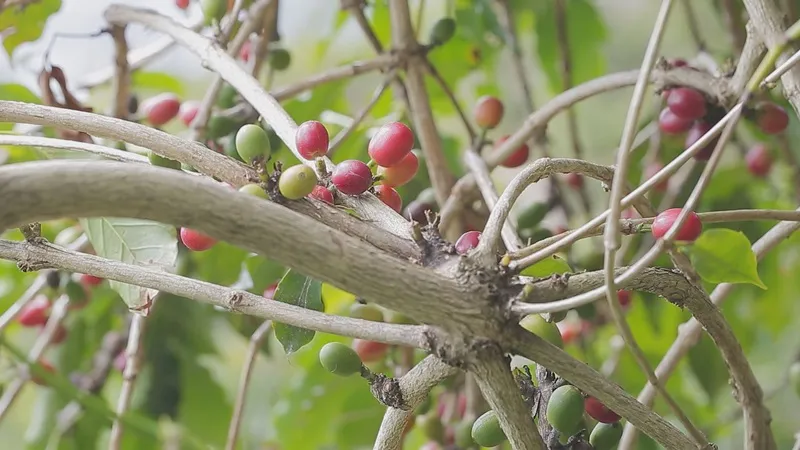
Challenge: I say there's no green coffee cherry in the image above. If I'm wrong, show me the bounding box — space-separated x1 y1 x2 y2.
217 84 238 109
546 385 584 435
239 183 268 199
224 133 243 162
454 418 476 448
201 0 227 25
235 124 271 164
64 280 88 306
790 362 800 397
471 410 506 447
519 314 563 349
269 48 291 71
207 116 239 140
386 310 416 325
149 151 182 170
416 413 444 442
278 164 318 200
319 342 362 376
349 303 384 322
429 17 456 46
589 422 624 450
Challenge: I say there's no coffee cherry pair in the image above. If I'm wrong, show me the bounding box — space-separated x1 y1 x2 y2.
472 96 530 169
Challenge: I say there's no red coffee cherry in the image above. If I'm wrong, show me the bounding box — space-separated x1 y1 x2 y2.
368 122 414 167
331 160 373 195
671 58 688 68
18 295 51 327
377 151 419 187
178 101 200 127
180 227 217 251
239 39 251 63
263 283 277 299
584 396 621 424
558 321 581 345
141 93 181 127
657 107 693 135
176 0 190 9
651 208 702 242
565 173 583 189
644 162 668 192
755 102 789 134
295 120 329 160
473 95 504 129
745 144 772 177
80 273 104 288
617 290 632 308
495 135 529 168
666 87 706 121
374 185 402 213
685 121 717 161
308 185 334 204
455 231 481 255
404 200 434 225
352 339 388 362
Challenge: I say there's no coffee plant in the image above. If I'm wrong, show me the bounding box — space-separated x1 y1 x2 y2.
2 0 800 449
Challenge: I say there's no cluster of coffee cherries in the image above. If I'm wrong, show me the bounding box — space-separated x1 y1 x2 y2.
545 383 623 449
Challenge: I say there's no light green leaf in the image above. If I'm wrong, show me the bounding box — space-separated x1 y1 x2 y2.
533 0 607 93
689 228 766 288
0 83 40 103
516 202 550 231
520 255 572 278
130 72 185 97
0 0 61 56
272 270 324 354
79 218 178 310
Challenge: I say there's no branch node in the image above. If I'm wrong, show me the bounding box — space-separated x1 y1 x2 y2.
19 223 46 245
368 373 410 410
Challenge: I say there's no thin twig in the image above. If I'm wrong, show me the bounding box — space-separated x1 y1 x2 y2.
422 59 476 141
0 135 148 163
109 309 150 450
109 25 130 120
250 0 279 78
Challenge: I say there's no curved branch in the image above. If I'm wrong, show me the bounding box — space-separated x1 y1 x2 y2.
0 238 425 348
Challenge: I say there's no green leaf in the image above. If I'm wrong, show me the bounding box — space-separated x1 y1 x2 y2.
0 83 40 103
191 242 247 286
533 0 607 93
272 270 324 354
689 229 766 288
130 72 185 97
177 355 232 447
0 0 61 56
520 255 572 278
686 334 728 404
79 218 178 310
244 254 285 294
516 202 550 231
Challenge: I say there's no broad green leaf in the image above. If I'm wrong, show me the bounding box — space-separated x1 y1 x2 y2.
516 202 550 230
244 254 285 294
80 218 178 310
0 83 40 103
686 334 728 404
130 72 185 97
0 0 61 56
176 355 232 447
272 270 324 354
520 254 572 278
191 242 247 286
533 0 607 93
689 229 766 288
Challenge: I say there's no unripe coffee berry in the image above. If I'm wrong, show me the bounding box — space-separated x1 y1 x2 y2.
319 342 363 376
296 120 329 160
520 314 563 349
455 230 481 254
331 160 373 195
374 185 402 213
495 135 529 168
651 208 702 242
239 183 268 199
473 96 504 129
308 185 334 204
471 410 507 447
368 122 414 167
429 17 456 46
201 0 227 25
180 227 217 251
349 303 384 322
589 422 624 450
416 413 445 442
584 396 620 423
269 48 291 71
279 164 318 200
547 385 584 435
235 124 271 164
377 151 419 187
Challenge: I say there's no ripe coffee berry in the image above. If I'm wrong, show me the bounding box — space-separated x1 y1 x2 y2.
178 101 200 126
745 144 772 177
331 160 373 195
584 396 621 424
495 136 529 168
617 290 632 308
644 162 668 192
657 107 693 135
80 274 104 288
755 102 789 134
180 227 217 251
141 93 181 127
278 164 318 200
455 230 481 254
666 87 706 121
239 39 251 63
651 208 702 242
558 321 581 345
18 295 51 327
685 121 717 161
565 172 583 189
473 96 504 129
295 120 329 160
368 122 414 167
377 151 419 187
352 338 388 362
176 0 190 10
263 283 277 299
374 185 402 213
404 200 434 225
308 185 334 204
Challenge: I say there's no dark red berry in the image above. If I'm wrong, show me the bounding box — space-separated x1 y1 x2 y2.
377 151 419 187
495 136 529 168
671 58 688 68
644 162 668 192
651 208 702 242
80 273 103 288
473 96 504 129
685 121 717 161
404 200 434 224
178 101 199 126
263 283 277 299
455 231 481 254
666 88 706 121
745 144 772 177
374 185 402 213
559 322 581 345
308 185 334 204
176 0 190 9
352 339 388 362
617 290 631 308
180 227 217 251
584 396 621 423
18 295 50 327
565 173 583 189
657 108 693 135
755 102 789 134
368 122 414 167
141 93 181 127
296 120 329 160
239 39 251 63
331 160 373 195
